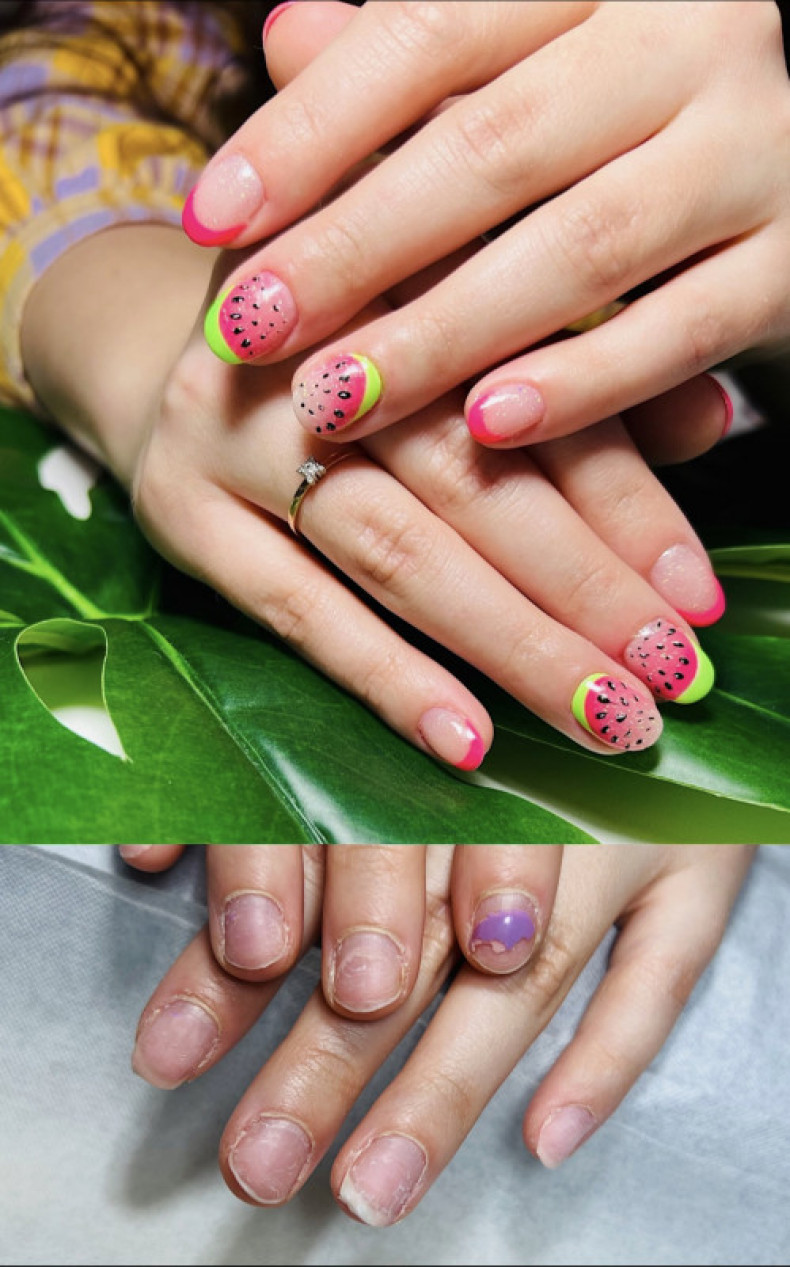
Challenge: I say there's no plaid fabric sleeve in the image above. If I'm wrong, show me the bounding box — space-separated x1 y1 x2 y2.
0 0 265 410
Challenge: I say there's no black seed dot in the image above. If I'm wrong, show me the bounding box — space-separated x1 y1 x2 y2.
315 426 322 433
679 657 690 665
229 312 242 320
601 725 610 733
656 642 665 650
323 373 329 379
240 339 251 348
338 390 352 399
251 320 258 326
308 408 314 415
595 711 607 719
674 672 685 680
615 712 627 723
326 423 336 431
252 303 260 310
273 304 280 312
334 409 344 418
339 374 351 382
598 694 610 704
233 327 243 334
269 322 275 328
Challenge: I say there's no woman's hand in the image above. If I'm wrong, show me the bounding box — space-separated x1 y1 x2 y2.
186 1 790 447
131 844 757 1225
120 845 563 1025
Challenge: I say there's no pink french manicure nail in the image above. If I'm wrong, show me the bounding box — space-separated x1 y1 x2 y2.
705 373 734 439
650 545 726 627
339 1133 428 1227
536 1106 597 1169
263 2 296 42
417 708 486 770
182 154 264 247
466 383 545 442
132 998 219 1090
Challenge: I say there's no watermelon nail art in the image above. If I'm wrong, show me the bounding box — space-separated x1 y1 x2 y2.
205 272 297 364
294 354 382 434
624 618 714 705
571 675 661 751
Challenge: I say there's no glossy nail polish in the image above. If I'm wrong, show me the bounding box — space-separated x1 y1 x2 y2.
624 618 714 705
182 154 264 246
571 674 662 750
470 892 538 972
293 353 382 433
417 707 486 770
706 374 734 439
204 271 298 364
466 383 545 442
650 544 726 627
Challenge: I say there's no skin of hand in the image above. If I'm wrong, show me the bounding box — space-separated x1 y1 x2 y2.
119 844 565 1017
20 221 724 770
186 0 790 451
130 843 757 1227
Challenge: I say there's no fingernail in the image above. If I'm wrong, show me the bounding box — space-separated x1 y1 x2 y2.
466 383 545 442
222 891 289 970
132 998 219 1090
624 618 714 705
229 1115 314 1205
571 674 662 751
339 1133 427 1227
536 1106 597 1169
205 271 298 364
263 1 295 42
469 892 538 972
182 154 264 246
650 545 726 626
294 353 382 433
705 373 734 439
417 707 486 770
331 929 406 1013
119 845 152 861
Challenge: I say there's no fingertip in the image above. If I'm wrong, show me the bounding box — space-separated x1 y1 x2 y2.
119 844 186 872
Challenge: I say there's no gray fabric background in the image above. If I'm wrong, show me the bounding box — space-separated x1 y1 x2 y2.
1 845 788 1266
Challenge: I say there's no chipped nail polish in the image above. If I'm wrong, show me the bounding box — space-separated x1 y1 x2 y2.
204 271 298 363
624 618 714 705
466 383 545 442
470 892 537 973
293 353 382 433
182 154 264 246
417 707 486 770
571 674 662 750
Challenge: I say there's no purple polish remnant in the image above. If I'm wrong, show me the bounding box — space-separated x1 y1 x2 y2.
472 909 535 950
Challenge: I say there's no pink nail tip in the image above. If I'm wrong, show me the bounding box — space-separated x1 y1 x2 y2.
466 383 545 442
216 272 297 360
676 578 726 627
706 374 734 438
182 189 245 247
263 2 295 42
456 725 486 771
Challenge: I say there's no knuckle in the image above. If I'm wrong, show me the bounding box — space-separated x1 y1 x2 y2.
385 1 467 60
289 1028 368 1102
556 554 623 623
349 497 435 594
449 95 529 199
353 647 408 718
629 945 709 1013
420 418 505 516
417 1062 477 1127
551 195 639 300
295 210 372 306
257 578 325 651
679 300 728 376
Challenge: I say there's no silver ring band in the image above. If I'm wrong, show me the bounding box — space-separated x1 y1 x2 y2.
288 451 354 537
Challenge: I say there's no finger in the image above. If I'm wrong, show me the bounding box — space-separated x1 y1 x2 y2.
262 2 356 89
131 844 326 1090
623 372 733 468
322 845 428 1018
330 843 640 1226
218 844 457 1209
283 112 759 443
365 406 715 705
118 844 187 871
205 844 304 980
523 846 757 1169
464 224 784 449
452 844 563 974
532 416 726 630
184 1 595 247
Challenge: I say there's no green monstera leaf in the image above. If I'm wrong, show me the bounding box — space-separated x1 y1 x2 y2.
1 407 788 844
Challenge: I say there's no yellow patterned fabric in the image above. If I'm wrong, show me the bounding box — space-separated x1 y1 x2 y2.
0 0 267 409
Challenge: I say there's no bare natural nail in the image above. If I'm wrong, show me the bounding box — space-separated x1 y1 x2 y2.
133 999 219 1090
339 1134 428 1227
331 929 406 1013
223 891 288 970
536 1105 598 1169
229 1116 313 1205
119 845 152 861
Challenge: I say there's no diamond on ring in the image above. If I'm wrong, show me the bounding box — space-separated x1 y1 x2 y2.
296 456 326 485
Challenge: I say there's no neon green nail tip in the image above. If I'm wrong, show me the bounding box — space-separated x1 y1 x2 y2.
675 645 715 705
571 674 602 735
204 291 243 365
354 354 382 421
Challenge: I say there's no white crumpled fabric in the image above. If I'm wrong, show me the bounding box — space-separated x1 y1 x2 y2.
1 845 788 1266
